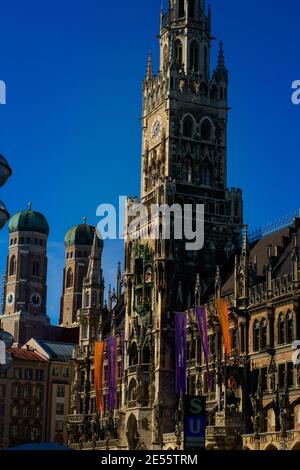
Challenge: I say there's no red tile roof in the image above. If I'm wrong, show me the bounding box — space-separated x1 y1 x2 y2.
8 348 48 362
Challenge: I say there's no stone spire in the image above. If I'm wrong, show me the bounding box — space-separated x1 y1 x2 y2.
117 261 122 299
146 51 153 80
214 41 228 82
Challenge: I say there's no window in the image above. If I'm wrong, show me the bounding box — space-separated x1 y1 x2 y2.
56 403 64 415
32 260 40 276
240 324 245 354
231 329 238 351
9 256 16 276
35 369 44 381
82 322 88 339
287 362 294 387
56 422 63 433
287 312 294 343
62 367 70 378
85 292 90 308
200 160 212 186
253 320 260 351
66 268 73 288
52 367 59 377
23 426 30 438
261 368 268 391
24 386 32 399
128 379 137 402
14 368 22 379
0 404 5 417
0 424 4 438
57 386 65 398
261 319 267 349
35 407 42 419
182 116 194 138
182 157 193 183
12 385 21 399
23 406 30 418
0 384 6 398
36 387 43 400
10 426 18 438
129 343 138 366
201 119 212 141
176 40 183 65
278 314 285 345
11 405 19 417
92 292 97 308
278 364 285 388
178 0 185 17
24 368 33 380
189 41 199 71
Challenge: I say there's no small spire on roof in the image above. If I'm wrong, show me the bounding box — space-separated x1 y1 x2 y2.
83 216 87 225
28 202 32 211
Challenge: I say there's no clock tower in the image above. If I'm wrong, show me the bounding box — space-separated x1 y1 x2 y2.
122 0 243 449
1 205 51 346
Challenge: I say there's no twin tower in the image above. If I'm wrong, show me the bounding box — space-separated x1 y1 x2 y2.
0 205 105 346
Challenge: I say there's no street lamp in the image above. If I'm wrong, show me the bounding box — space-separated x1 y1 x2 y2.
0 154 12 229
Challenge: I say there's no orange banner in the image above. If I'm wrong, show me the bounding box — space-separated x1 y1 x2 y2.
94 341 105 413
215 298 231 356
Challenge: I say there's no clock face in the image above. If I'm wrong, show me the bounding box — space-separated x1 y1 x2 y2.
151 116 162 142
6 293 15 306
30 293 42 308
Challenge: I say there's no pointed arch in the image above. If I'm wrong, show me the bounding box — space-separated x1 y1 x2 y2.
127 413 139 450
129 342 138 366
66 268 74 288
128 379 137 402
189 40 199 71
175 40 183 65
261 318 267 349
287 310 294 343
182 156 193 183
182 115 195 138
32 260 40 277
201 119 212 141
200 159 212 186
278 313 285 345
253 320 260 351
9 255 16 276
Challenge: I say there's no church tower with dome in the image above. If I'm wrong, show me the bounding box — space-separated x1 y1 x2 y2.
1 204 51 346
59 221 104 327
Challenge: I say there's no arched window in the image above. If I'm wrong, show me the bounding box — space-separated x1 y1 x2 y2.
261 318 267 349
175 40 183 65
85 291 90 308
178 0 185 18
189 41 199 71
182 115 194 138
82 322 88 339
188 0 195 18
142 344 151 364
66 268 73 288
200 160 212 186
182 157 193 183
129 342 138 366
200 82 208 96
204 46 208 73
278 314 285 345
253 320 260 351
210 84 218 100
128 379 137 402
32 260 40 277
9 256 16 276
201 119 212 141
287 311 294 343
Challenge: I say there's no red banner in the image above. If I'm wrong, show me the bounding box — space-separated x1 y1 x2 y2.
94 341 105 413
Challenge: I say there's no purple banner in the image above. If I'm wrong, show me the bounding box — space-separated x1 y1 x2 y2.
195 306 212 392
121 333 125 378
107 336 117 410
175 312 187 396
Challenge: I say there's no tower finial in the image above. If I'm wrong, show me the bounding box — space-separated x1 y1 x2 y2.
146 50 153 79
83 216 87 225
217 41 225 69
28 202 32 211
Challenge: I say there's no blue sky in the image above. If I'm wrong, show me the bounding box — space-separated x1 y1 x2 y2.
0 0 299 323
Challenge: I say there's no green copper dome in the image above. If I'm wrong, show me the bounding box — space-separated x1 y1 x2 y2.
9 208 49 236
64 223 103 248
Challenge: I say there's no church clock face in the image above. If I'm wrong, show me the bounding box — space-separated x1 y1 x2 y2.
151 115 162 142
6 292 15 306
30 293 42 308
